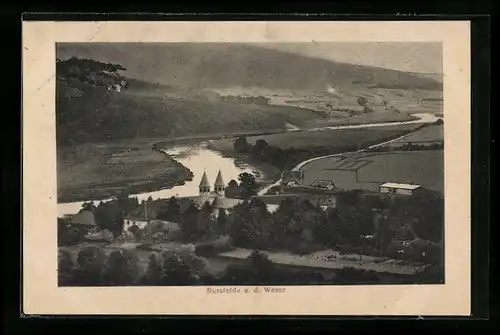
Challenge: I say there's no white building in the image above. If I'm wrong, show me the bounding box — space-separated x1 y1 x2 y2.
379 182 422 196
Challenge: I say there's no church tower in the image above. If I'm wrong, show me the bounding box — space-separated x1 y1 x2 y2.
199 171 211 195
214 170 225 196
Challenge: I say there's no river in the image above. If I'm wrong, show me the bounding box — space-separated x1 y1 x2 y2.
58 112 440 216
58 143 262 217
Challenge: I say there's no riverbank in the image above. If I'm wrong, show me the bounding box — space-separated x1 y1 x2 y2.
57 141 194 203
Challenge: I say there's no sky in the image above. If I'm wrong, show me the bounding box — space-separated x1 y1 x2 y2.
252 42 442 74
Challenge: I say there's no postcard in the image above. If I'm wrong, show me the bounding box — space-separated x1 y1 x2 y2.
22 20 471 315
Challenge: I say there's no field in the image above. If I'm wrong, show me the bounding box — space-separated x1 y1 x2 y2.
210 124 423 152
301 150 444 194
269 86 443 127
219 248 428 276
385 124 444 148
57 140 193 203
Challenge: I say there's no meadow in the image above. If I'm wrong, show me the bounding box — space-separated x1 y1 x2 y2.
385 124 444 148
210 124 423 152
57 140 193 203
301 150 444 194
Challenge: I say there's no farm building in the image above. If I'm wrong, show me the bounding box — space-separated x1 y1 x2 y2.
379 182 422 196
70 210 97 228
253 185 339 211
281 170 304 188
310 180 336 190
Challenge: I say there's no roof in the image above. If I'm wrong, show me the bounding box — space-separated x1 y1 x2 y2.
144 220 181 233
124 198 195 221
211 196 243 209
310 180 336 188
199 171 211 188
214 170 225 187
71 210 97 226
380 183 422 190
282 170 304 183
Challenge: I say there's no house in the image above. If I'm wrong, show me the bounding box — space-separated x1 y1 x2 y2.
123 202 155 232
281 170 304 188
379 182 422 196
70 210 97 229
253 185 339 210
310 180 336 190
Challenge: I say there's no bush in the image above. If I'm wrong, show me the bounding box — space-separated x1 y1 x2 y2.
101 250 140 285
157 247 207 285
72 245 107 286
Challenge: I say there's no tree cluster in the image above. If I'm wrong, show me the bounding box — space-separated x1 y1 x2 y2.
223 190 444 262
57 57 128 90
58 244 209 286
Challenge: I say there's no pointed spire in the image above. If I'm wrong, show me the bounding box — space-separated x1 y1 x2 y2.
199 171 210 188
214 170 225 187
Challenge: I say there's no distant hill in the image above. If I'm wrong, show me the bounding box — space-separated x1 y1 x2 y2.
56 44 443 147
57 43 442 92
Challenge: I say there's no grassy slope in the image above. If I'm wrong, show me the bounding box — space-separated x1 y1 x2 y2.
386 124 444 147
56 79 326 146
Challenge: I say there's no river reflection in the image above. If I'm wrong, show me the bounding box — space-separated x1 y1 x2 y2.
57 143 261 217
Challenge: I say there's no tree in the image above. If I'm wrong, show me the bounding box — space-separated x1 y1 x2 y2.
225 179 240 198
73 246 106 286
101 250 140 285
251 139 268 156
158 250 205 285
140 253 162 285
233 136 249 153
197 201 216 240
238 172 259 198
357 96 369 107
227 200 272 248
158 197 181 221
58 249 75 286
180 203 200 242
217 209 228 233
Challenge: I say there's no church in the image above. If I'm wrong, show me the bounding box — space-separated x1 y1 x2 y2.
183 170 244 211
122 170 244 232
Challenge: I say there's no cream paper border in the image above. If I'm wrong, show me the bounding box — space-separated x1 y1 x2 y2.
22 21 471 316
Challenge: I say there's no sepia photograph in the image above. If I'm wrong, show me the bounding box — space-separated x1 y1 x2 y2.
23 21 471 316
55 41 445 287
